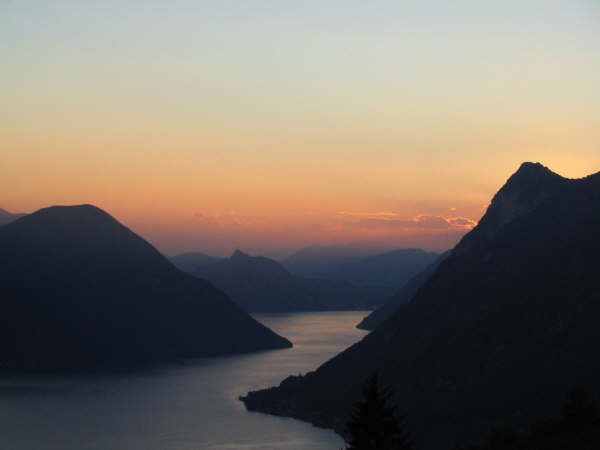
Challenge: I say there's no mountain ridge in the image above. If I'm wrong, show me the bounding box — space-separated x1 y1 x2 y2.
0 204 291 371
169 252 223 273
241 162 600 450
283 246 438 287
181 250 393 312
0 207 26 226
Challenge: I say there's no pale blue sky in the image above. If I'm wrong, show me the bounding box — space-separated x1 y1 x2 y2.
2 1 599 255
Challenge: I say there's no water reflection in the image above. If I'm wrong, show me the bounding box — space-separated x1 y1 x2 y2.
0 311 369 450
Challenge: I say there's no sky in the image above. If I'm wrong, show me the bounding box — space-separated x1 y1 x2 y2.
2 1 599 257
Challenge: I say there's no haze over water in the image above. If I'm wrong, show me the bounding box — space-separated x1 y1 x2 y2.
0 311 368 450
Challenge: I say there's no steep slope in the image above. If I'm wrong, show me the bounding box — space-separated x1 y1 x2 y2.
0 205 291 371
0 208 26 226
241 163 600 450
356 250 451 330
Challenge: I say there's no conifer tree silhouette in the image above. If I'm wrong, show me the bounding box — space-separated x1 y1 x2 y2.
561 387 598 428
345 374 412 450
461 387 600 450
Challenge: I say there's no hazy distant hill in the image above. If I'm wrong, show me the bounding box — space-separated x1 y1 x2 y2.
281 243 386 278
283 245 438 287
193 250 320 312
170 252 223 273
242 162 600 450
0 205 291 371
0 208 26 226
326 248 439 287
296 278 394 311
184 250 393 312
356 250 451 330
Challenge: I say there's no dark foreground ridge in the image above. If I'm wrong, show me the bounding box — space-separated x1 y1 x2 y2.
241 162 600 450
0 204 291 371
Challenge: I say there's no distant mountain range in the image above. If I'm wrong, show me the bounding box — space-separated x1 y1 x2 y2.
283 246 439 287
281 243 387 278
241 162 600 450
0 208 26 226
298 277 394 312
356 250 452 330
193 250 321 312
0 205 291 371
170 252 223 273
172 250 394 312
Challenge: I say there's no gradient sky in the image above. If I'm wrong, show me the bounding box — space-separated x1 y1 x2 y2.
2 1 599 257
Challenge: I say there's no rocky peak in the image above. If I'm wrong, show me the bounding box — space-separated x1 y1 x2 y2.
477 162 566 237
231 249 250 260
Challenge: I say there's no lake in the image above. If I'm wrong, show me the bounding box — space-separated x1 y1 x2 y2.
0 311 369 449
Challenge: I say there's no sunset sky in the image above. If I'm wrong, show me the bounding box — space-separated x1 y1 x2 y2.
2 1 599 257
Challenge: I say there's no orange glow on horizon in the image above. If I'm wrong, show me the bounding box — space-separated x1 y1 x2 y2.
2 2 599 257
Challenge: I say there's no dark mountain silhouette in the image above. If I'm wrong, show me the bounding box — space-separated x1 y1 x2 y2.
357 251 451 330
0 208 26 226
170 252 223 273
283 246 438 287
0 205 291 371
241 162 600 450
185 250 393 312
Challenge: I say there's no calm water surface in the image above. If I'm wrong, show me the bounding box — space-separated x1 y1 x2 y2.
0 311 369 450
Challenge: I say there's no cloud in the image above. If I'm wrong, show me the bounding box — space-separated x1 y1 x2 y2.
411 214 452 229
336 211 399 219
334 212 478 231
446 216 478 229
194 211 258 228
412 214 478 230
